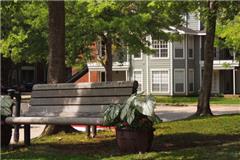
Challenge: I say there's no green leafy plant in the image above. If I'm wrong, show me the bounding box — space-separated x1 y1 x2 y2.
1 96 13 117
104 93 161 130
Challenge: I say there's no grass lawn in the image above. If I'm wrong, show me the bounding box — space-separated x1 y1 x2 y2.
1 114 240 160
155 96 240 105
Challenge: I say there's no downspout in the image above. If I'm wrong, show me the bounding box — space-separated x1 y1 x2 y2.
199 36 202 88
146 54 149 94
170 41 173 96
185 35 188 96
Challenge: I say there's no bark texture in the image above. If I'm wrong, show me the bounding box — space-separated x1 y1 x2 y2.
47 1 66 84
41 1 75 136
104 38 113 81
196 1 218 116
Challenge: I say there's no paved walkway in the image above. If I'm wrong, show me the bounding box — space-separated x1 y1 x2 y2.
10 105 239 144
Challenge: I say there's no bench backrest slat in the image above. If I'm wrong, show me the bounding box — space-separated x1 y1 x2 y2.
31 87 132 98
30 96 129 106
26 81 138 118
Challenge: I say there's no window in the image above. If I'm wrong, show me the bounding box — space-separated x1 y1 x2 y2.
151 70 169 93
174 69 185 93
174 41 184 59
97 40 106 57
188 49 193 59
100 72 105 82
188 36 194 59
189 69 194 92
133 70 143 91
133 52 142 60
152 40 168 58
175 49 184 58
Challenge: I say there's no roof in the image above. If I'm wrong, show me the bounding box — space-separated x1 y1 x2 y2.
176 26 206 35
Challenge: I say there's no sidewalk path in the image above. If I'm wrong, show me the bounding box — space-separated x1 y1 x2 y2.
155 105 240 122
10 105 239 144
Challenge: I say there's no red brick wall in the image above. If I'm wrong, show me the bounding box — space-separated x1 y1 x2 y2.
72 69 100 83
72 42 100 83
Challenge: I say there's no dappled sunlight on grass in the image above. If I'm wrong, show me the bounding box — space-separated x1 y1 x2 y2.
1 115 240 160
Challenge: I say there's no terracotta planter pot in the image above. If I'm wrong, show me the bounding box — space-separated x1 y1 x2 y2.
1 117 12 147
116 127 154 153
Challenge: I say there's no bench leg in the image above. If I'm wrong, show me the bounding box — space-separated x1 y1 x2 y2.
24 124 31 146
91 125 97 138
86 125 90 138
13 124 20 143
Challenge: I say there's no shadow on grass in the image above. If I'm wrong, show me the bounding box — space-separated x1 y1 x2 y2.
152 133 240 152
2 131 240 160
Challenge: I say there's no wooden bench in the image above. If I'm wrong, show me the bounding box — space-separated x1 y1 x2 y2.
5 81 138 145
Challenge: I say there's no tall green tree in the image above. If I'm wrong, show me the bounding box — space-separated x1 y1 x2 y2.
0 1 48 86
196 1 218 116
0 1 48 63
67 1 190 81
40 1 69 136
195 1 240 116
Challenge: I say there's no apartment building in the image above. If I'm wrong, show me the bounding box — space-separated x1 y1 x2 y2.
82 14 240 95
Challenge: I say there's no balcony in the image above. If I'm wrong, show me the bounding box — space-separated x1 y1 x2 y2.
87 61 130 71
200 60 239 70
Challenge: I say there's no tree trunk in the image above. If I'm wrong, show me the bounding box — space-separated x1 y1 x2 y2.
195 1 218 116
104 38 113 81
47 1 66 84
41 1 75 136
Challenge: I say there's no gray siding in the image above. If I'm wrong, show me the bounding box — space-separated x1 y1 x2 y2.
131 43 172 95
130 53 147 92
194 36 201 93
187 13 200 31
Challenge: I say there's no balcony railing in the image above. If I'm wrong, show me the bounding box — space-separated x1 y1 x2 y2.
200 60 239 69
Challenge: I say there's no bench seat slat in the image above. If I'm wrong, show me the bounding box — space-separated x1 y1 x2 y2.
30 96 128 106
23 112 104 117
31 88 132 98
5 117 104 125
28 105 109 114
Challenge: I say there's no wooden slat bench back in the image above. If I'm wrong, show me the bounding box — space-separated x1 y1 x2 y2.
6 81 138 125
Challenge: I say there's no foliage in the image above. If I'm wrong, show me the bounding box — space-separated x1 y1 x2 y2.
104 93 161 129
0 1 93 66
0 1 48 64
0 96 13 117
64 1 191 79
216 15 240 60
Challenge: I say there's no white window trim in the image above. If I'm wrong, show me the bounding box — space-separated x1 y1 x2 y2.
150 41 169 60
97 40 106 57
133 69 143 92
188 69 194 93
174 42 185 60
150 69 170 94
132 51 143 60
174 69 186 94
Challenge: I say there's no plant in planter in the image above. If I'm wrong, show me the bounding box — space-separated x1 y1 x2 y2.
1 96 13 147
104 93 161 153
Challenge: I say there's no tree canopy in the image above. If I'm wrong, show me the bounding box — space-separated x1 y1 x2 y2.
66 1 191 80
1 1 48 63
216 15 240 59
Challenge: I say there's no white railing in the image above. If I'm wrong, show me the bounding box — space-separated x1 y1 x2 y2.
200 60 239 69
